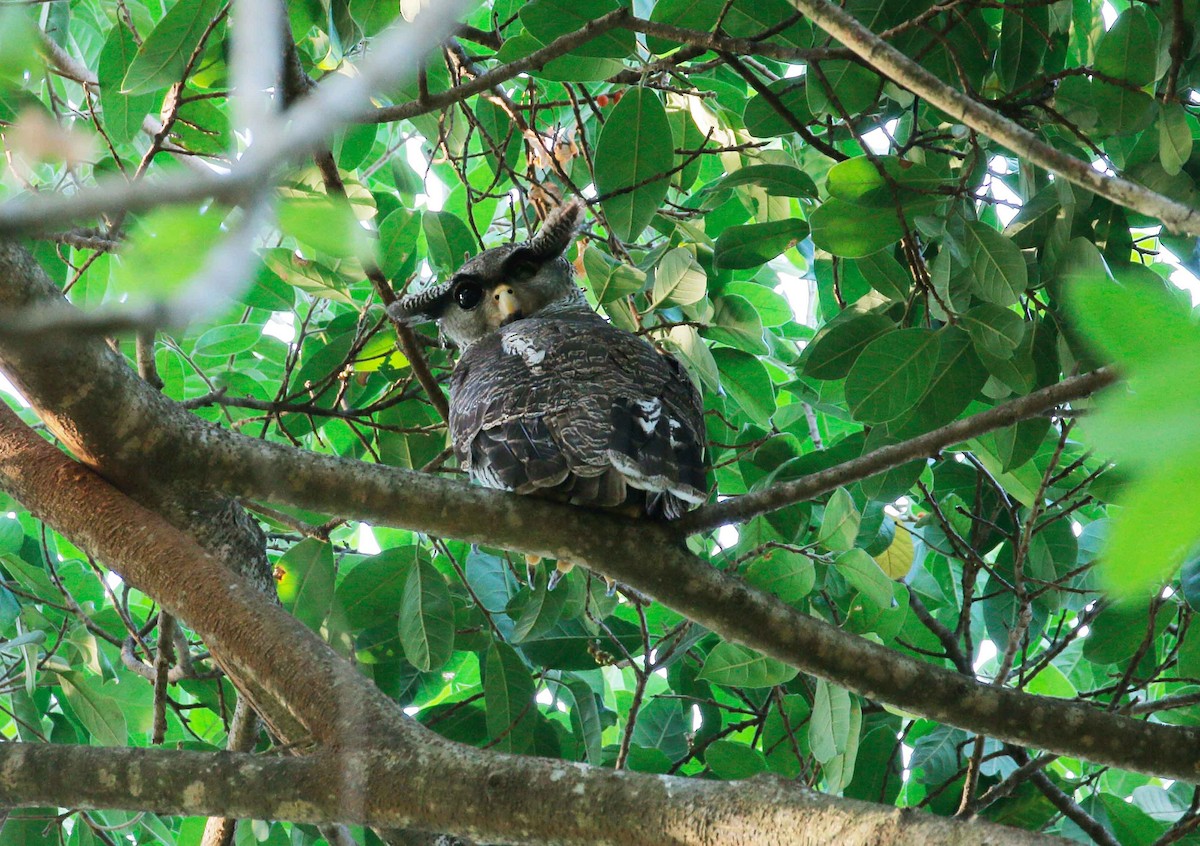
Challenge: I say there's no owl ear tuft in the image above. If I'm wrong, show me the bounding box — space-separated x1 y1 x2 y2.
387 282 452 325
525 198 585 262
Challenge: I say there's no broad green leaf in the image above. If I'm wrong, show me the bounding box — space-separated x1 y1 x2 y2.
804 312 895 380
0 8 41 86
1092 81 1156 135
706 740 769 779
399 558 455 671
651 247 707 307
853 249 911 301
423 211 478 273
510 571 568 643
825 156 948 208
278 197 371 260
584 247 647 303
807 61 880 117
275 538 335 631
961 221 1027 306
997 3 1049 90
818 488 860 552
98 25 158 145
111 207 226 301
743 78 813 137
844 328 940 423
961 303 1026 358
193 324 261 357
518 617 642 670
520 0 635 58
1094 8 1158 86
123 0 225 94
836 548 894 608
59 674 127 746
715 164 818 199
723 281 793 327
886 327 987 436
703 294 767 354
1101 457 1200 596
698 642 798 688
1159 104 1194 176
809 680 851 763
336 546 420 629
810 199 904 257
631 697 689 758
595 88 674 242
713 348 775 425
745 551 816 603
713 219 809 269
484 641 537 752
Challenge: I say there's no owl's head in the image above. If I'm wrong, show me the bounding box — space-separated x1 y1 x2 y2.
388 199 587 349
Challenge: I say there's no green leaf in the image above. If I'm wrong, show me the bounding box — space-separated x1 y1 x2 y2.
651 247 707 307
379 207 423 280
715 164 818 199
275 538 335 632
703 294 767 354
1101 458 1200 596
845 328 940 424
961 303 1026 358
193 324 261 357
520 0 634 58
745 550 815 603
510 571 568 643
111 207 226 301
713 348 775 425
961 222 1027 306
853 250 911 301
484 641 537 752
584 248 647 303
713 219 809 269
836 548 894 608
807 60 880 117
594 88 674 242
825 156 948 208
809 680 851 763
743 78 813 137
336 546 419 629
399 558 455 672
997 3 1049 90
278 197 371 260
818 488 860 552
98 25 158 145
1092 81 1156 135
810 199 904 257
1159 104 1194 176
123 0 225 94
1094 7 1159 86
705 740 769 779
698 642 798 688
804 312 895 380
423 211 478 273
59 674 127 746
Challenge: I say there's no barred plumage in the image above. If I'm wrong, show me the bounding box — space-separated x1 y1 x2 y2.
389 200 708 575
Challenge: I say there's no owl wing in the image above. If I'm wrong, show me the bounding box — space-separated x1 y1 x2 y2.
449 314 707 519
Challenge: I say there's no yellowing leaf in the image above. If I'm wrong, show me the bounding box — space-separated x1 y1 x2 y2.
874 522 914 579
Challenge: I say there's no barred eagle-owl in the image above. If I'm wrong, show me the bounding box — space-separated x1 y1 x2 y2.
389 200 707 586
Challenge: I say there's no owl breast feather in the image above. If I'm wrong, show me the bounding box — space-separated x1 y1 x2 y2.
448 312 707 520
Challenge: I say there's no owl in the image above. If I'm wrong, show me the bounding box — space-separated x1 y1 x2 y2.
388 199 708 588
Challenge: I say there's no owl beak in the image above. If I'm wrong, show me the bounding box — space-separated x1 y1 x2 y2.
491 285 523 326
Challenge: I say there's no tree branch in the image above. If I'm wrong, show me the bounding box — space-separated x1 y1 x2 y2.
0 743 1070 846
783 0 1200 235
677 367 1119 534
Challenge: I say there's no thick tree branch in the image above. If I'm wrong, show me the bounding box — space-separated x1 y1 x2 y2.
3 246 1198 784
0 743 1068 846
783 0 1200 235
678 367 1119 534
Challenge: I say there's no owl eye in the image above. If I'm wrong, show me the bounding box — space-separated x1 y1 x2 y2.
454 282 483 310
